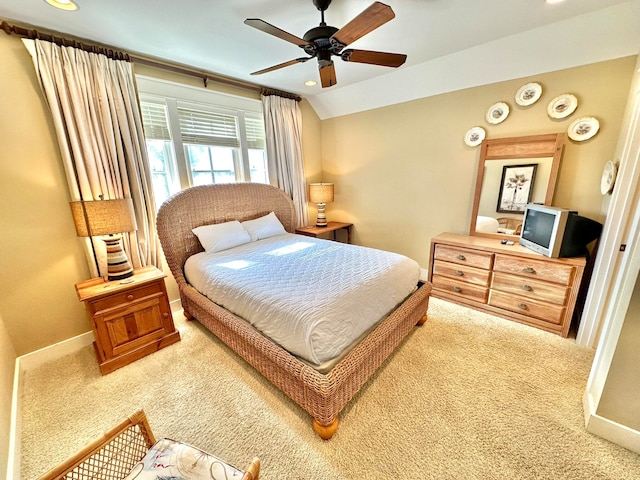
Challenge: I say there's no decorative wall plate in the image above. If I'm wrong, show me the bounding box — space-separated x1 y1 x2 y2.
486 102 510 124
464 126 486 147
515 82 542 106
568 116 600 142
547 94 578 119
600 160 617 195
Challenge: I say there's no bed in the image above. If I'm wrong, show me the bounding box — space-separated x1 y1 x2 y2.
156 183 432 439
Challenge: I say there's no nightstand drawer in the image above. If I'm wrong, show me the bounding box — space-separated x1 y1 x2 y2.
494 254 574 285
89 282 165 315
434 245 493 270
433 260 491 287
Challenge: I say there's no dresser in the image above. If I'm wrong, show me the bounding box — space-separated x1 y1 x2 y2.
75 266 181 374
428 233 587 337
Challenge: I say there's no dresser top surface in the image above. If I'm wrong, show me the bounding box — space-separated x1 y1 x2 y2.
432 232 587 266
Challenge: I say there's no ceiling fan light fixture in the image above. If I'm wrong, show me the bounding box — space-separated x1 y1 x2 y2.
44 0 78 10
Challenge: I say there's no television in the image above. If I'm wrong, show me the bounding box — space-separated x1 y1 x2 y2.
519 204 602 258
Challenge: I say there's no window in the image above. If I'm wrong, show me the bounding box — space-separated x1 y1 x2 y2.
137 76 268 209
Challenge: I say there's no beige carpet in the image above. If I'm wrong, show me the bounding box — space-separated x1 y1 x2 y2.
21 298 640 479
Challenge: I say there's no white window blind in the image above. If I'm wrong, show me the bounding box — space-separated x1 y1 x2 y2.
140 102 171 141
178 108 239 148
245 113 266 150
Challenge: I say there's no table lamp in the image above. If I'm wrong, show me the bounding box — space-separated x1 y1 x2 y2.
309 183 334 227
70 198 137 281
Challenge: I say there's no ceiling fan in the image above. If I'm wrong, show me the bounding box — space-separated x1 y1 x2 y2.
244 0 407 88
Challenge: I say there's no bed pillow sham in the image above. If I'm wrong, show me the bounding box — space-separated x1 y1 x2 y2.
241 212 286 241
192 220 251 253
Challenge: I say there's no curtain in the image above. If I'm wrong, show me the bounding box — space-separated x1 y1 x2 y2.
262 94 308 228
23 39 160 277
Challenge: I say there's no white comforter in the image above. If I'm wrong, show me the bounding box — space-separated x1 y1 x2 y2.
184 233 420 366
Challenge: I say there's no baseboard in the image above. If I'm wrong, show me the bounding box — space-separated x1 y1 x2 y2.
583 391 640 454
7 359 21 480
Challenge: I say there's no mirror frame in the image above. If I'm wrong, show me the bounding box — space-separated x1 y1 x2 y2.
469 133 565 240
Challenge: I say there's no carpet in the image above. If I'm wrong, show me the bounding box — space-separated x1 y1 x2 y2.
20 298 640 479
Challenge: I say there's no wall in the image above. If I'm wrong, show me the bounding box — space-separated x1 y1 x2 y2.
0 34 89 356
597 277 640 430
0 314 17 478
320 57 636 267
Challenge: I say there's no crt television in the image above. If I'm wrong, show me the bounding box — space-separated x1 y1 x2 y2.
519 204 602 258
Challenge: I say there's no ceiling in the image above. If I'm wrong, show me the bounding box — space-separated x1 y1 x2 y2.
1 0 638 119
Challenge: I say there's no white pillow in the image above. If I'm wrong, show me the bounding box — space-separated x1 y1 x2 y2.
242 212 286 241
192 221 251 253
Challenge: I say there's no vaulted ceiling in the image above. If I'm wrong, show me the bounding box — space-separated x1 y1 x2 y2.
1 0 638 118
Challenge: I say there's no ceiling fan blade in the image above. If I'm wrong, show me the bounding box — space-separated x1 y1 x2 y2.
341 49 406 68
244 18 311 47
330 2 395 48
319 62 337 88
250 57 312 76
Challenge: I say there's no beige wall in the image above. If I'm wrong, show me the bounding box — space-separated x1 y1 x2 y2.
597 276 640 430
320 57 636 267
0 314 17 478
0 34 90 356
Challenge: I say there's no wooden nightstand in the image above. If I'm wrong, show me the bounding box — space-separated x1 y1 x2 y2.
295 221 353 243
75 266 180 374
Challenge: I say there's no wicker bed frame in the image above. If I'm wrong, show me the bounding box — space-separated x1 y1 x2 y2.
156 183 432 439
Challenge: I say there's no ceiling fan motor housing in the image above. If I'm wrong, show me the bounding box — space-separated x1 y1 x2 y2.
313 0 332 12
303 25 343 56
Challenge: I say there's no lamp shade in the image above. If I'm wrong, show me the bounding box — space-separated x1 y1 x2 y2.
309 183 334 204
70 198 137 237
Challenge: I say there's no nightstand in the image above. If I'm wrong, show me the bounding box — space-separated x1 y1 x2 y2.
75 266 180 374
295 221 353 243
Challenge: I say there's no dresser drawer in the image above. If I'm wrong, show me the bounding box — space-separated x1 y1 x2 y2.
491 272 569 305
493 254 574 285
433 260 491 287
434 245 493 270
432 275 489 303
489 290 565 324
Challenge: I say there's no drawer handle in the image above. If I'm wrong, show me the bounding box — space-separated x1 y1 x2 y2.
452 286 462 293
455 270 464 276
162 312 169 318
522 285 532 291
126 294 134 301
457 254 466 261
523 266 536 274
518 303 528 310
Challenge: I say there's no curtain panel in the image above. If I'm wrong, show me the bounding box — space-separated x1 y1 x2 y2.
23 39 160 277
262 94 308 228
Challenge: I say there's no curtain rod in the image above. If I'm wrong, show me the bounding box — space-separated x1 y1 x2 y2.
1 19 301 101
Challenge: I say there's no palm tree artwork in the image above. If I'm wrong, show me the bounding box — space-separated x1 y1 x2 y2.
497 164 537 213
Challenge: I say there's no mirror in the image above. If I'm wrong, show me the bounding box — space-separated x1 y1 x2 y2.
469 133 565 240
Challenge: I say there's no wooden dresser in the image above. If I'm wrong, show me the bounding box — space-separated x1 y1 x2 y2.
428 233 587 337
75 266 181 374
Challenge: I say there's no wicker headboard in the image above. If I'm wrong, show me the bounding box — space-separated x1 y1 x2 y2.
156 183 296 288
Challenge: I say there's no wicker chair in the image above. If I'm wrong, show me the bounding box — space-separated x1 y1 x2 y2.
37 410 260 480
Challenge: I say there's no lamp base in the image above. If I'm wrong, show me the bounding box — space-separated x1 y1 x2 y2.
315 202 328 227
103 235 134 281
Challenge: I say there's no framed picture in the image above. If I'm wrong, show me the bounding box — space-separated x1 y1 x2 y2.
496 164 537 213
